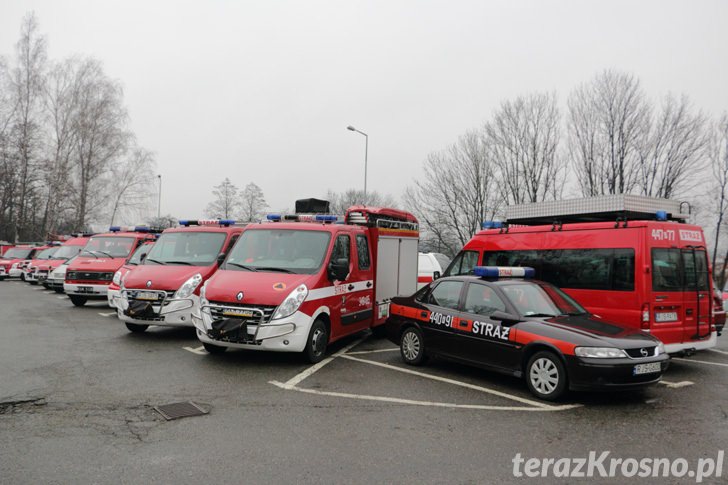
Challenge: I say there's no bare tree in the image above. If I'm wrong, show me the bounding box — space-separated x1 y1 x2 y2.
325 189 397 214
710 114 728 289
637 94 710 199
107 147 155 225
405 131 500 256
485 92 564 204
568 70 650 196
238 182 267 222
205 178 239 219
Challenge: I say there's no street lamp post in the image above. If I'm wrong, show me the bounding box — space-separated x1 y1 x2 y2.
347 125 368 197
157 174 162 219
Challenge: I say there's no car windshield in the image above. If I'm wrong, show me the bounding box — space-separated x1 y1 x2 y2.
3 248 33 259
128 244 153 265
500 282 587 317
51 245 82 260
144 232 226 266
35 248 58 259
81 236 136 258
224 229 331 274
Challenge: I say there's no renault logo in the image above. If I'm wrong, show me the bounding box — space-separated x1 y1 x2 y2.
146 280 152 288
640 348 648 357
236 291 244 301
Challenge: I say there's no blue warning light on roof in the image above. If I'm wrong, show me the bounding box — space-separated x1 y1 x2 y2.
473 266 535 279
481 221 503 229
656 210 668 221
218 219 236 226
315 215 338 222
109 226 121 232
267 214 282 222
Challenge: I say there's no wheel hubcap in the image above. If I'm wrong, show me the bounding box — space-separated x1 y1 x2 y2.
311 328 324 355
402 331 420 361
530 358 559 395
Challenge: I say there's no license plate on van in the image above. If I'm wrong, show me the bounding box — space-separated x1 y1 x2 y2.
223 309 254 318
135 291 158 301
655 312 678 322
633 362 661 375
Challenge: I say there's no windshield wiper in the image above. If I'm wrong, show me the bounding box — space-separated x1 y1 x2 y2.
146 258 166 265
525 313 558 318
226 262 257 271
165 261 192 265
80 251 98 259
94 250 113 258
565 311 587 316
255 266 296 274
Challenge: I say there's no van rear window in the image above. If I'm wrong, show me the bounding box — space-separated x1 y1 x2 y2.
652 248 709 292
483 248 635 291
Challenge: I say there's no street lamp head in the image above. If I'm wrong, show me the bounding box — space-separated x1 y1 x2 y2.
347 125 356 131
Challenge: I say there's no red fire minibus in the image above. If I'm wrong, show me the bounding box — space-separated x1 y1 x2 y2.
443 196 716 354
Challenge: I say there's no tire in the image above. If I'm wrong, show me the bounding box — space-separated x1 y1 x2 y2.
400 326 427 366
303 319 329 363
29 280 38 286
525 351 567 401
20 273 25 281
203 342 227 354
69 295 87 307
125 322 149 333
54 287 64 294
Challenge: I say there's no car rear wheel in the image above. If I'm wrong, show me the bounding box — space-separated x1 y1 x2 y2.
125 322 149 333
29 280 37 286
400 327 427 365
69 295 87 307
526 351 567 401
304 319 328 363
203 342 227 354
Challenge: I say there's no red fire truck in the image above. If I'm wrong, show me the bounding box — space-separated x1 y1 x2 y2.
444 195 715 354
30 236 92 286
0 245 42 281
64 226 159 307
107 240 155 308
192 201 419 362
117 219 244 333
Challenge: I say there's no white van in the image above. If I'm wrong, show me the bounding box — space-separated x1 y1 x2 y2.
417 252 450 289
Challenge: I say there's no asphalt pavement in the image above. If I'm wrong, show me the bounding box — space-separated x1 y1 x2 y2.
1 280 727 484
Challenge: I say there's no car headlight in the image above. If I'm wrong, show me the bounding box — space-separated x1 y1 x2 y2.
112 271 122 286
175 273 203 299
574 347 628 358
272 284 308 320
656 342 665 355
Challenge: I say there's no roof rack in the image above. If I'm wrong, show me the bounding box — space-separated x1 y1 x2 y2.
504 195 690 226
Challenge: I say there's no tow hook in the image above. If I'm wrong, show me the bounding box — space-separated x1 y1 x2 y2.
679 348 696 357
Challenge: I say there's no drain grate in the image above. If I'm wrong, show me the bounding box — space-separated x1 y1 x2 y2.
154 401 209 420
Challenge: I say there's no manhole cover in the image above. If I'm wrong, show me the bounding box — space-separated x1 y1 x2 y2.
154 401 209 420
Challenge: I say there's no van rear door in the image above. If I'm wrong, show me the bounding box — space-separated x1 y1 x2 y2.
681 248 711 343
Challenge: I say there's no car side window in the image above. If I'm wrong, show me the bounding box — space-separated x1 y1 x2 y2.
427 281 463 310
356 234 370 270
444 251 479 276
226 234 240 253
331 234 350 264
463 283 506 316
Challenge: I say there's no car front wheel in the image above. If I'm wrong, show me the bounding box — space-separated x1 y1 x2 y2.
69 295 87 307
525 351 567 401
125 322 148 333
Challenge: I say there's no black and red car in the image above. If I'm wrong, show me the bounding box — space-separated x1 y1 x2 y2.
385 266 670 400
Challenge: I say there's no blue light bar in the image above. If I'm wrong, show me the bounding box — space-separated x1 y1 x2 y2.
315 215 338 222
267 214 281 221
656 210 668 221
134 226 150 232
473 266 535 279
178 219 191 226
109 226 121 232
218 219 236 226
481 221 503 229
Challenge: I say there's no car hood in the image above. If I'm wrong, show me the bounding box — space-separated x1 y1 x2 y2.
123 264 218 291
205 270 314 306
67 256 127 273
525 314 660 349
38 260 67 271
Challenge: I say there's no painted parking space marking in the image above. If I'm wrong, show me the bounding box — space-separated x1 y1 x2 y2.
98 312 116 317
658 380 694 389
673 357 728 368
56 296 66 300
345 348 400 356
708 348 728 356
270 337 581 412
183 346 207 355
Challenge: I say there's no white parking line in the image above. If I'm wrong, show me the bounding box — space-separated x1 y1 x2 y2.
708 348 728 356
658 380 694 389
345 348 399 356
56 296 66 300
281 337 367 388
183 346 207 355
673 357 728 368
98 312 116 317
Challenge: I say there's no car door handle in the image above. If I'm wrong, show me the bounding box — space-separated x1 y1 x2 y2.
420 312 428 318
348 284 355 291
366 282 372 288
686 309 693 315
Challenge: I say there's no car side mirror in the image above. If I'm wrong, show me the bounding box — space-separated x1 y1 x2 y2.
216 252 226 266
490 310 520 325
433 271 441 281
328 258 349 281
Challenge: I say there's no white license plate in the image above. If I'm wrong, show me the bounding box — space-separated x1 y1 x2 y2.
633 362 661 375
77 286 93 293
655 311 678 323
135 291 158 301
222 310 254 318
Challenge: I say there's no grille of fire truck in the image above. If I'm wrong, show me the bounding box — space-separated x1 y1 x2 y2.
125 290 174 304
66 271 113 281
504 195 689 226
207 302 276 324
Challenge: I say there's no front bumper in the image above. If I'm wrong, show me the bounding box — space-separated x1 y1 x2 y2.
565 354 671 391
192 305 308 352
8 267 23 277
117 290 198 327
63 282 109 298
26 270 47 282
108 287 120 308
46 276 64 290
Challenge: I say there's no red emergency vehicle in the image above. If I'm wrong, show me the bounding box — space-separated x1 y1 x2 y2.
0 245 42 280
192 202 419 362
117 219 244 333
30 236 92 286
107 240 155 309
444 195 716 354
23 244 63 284
64 226 159 307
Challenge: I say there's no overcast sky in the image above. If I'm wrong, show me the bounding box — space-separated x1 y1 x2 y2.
1 0 727 220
